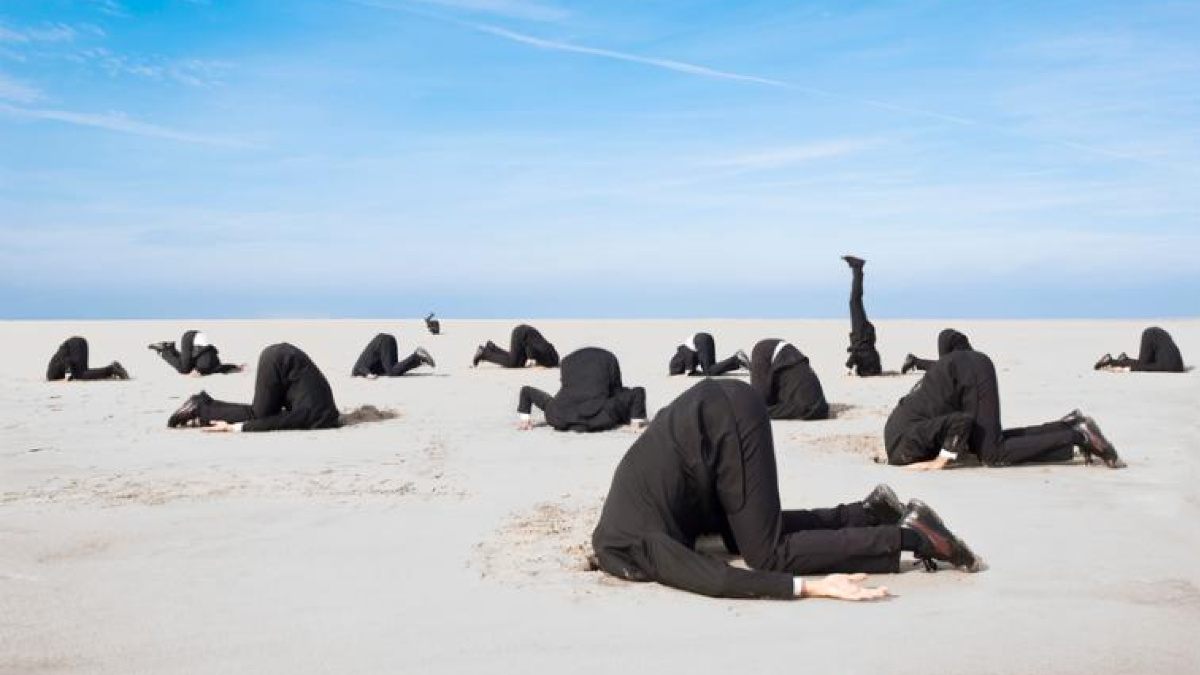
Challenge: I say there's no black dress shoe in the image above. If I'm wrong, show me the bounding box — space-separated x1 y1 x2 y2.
168 391 210 428
863 484 904 525
1093 353 1113 370
1074 416 1125 468
900 499 982 573
842 255 866 268
415 347 436 368
472 345 484 367
1059 408 1085 427
735 349 751 370
110 361 129 380
148 341 173 354
901 353 917 374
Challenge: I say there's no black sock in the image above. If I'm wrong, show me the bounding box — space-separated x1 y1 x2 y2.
900 527 928 554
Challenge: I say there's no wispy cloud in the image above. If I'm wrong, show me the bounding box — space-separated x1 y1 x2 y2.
353 0 567 23
0 22 79 44
471 23 789 87
0 103 251 147
0 73 42 103
705 138 881 172
460 22 1187 171
86 0 129 18
70 48 233 87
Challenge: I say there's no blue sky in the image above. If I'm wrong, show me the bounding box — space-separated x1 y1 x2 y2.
1 0 1198 319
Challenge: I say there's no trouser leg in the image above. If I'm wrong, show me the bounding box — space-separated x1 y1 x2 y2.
67 340 115 380
250 347 288 419
377 334 400 372
479 342 514 367
159 346 187 373
888 412 974 465
849 266 869 335
780 502 875 533
912 356 937 371
518 386 553 414
704 355 742 376
991 421 1081 465
198 398 255 424
723 395 900 575
389 353 422 376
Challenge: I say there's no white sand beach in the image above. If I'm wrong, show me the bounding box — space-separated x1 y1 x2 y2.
2 319 1198 675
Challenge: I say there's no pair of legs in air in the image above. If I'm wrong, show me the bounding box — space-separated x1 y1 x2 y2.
668 332 749 376
843 256 883 376
591 379 980 600
149 330 243 376
352 333 435 377
168 343 340 432
473 324 560 368
901 328 973 374
46 337 129 381
1095 327 1185 373
885 351 1123 469
518 347 647 432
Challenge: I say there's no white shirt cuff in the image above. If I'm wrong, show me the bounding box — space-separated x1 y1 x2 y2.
793 577 804 597
232 423 245 432
519 413 531 422
938 449 958 461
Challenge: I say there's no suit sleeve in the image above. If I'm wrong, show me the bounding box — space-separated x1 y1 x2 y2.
638 532 794 599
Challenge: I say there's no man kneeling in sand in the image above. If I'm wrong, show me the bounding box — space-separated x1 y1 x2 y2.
46 336 129 381
351 333 435 378
668 331 749 376
473 324 560 369
591 379 982 600
749 339 829 420
885 350 1124 469
1094 327 1186 373
167 343 339 432
517 347 647 432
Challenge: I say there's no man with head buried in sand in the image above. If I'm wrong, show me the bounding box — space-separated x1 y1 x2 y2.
516 347 647 432
885 350 1124 470
166 343 340 433
591 379 982 600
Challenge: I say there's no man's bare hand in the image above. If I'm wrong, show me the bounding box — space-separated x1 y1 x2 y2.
201 421 235 433
517 419 533 431
802 573 889 601
904 456 951 471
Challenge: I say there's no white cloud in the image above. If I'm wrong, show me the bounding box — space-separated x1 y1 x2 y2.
354 0 567 23
0 72 42 103
470 23 789 87
705 139 881 172
0 103 252 147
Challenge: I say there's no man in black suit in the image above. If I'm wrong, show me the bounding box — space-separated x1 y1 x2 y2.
473 324 560 368
167 343 340 433
517 347 646 432
351 333 435 377
901 328 973 374
843 255 883 377
149 330 244 376
46 336 129 381
749 339 829 420
591 379 982 600
668 332 749 376
885 350 1124 469
1094 327 1185 373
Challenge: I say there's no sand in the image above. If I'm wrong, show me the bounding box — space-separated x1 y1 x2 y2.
2 318 1198 675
